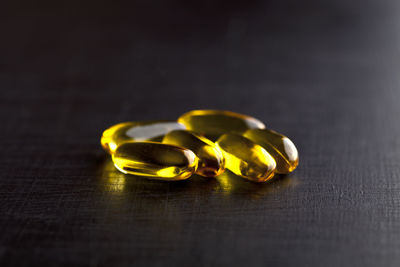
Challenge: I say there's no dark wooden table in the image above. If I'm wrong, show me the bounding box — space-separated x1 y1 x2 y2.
1 0 400 266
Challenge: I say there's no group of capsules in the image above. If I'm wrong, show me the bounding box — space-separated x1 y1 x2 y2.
101 110 298 183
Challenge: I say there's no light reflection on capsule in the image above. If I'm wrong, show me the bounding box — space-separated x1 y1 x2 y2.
243 128 299 174
178 110 265 141
112 142 198 181
162 130 225 177
101 121 186 154
216 133 276 182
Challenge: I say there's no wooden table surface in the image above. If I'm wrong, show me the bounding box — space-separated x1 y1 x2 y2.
1 0 400 266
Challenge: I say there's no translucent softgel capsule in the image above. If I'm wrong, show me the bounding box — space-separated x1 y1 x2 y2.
243 128 299 174
162 130 225 177
216 133 276 182
112 142 198 180
178 110 265 141
101 121 186 154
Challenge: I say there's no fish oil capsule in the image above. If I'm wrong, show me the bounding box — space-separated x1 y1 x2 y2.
178 110 266 141
216 133 276 182
162 130 225 177
243 129 299 173
112 142 198 180
101 121 186 154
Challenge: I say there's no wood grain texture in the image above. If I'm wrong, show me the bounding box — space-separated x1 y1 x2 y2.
1 0 400 266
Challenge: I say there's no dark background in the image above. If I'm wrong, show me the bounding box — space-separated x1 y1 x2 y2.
1 0 400 266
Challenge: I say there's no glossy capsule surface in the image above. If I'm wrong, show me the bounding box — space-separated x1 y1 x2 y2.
112 142 198 180
178 110 266 141
101 121 186 154
162 130 225 177
243 128 299 174
216 133 276 182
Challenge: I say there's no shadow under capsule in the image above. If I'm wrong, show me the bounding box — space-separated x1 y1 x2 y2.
96 154 299 200
97 156 219 195
215 170 299 199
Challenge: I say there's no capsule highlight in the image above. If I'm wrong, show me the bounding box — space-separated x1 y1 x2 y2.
162 130 225 177
112 142 198 180
216 133 276 182
178 110 265 141
243 128 299 173
101 121 186 154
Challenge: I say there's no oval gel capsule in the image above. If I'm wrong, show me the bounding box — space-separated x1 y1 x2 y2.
162 130 225 177
243 128 299 173
101 121 186 154
112 142 198 180
178 110 265 141
216 133 276 182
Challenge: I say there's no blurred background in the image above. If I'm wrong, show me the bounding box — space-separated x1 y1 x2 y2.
1 0 400 266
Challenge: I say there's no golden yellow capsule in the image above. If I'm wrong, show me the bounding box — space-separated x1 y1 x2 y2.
216 133 276 182
178 110 265 141
101 121 186 154
162 130 225 177
243 128 299 174
112 142 198 180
